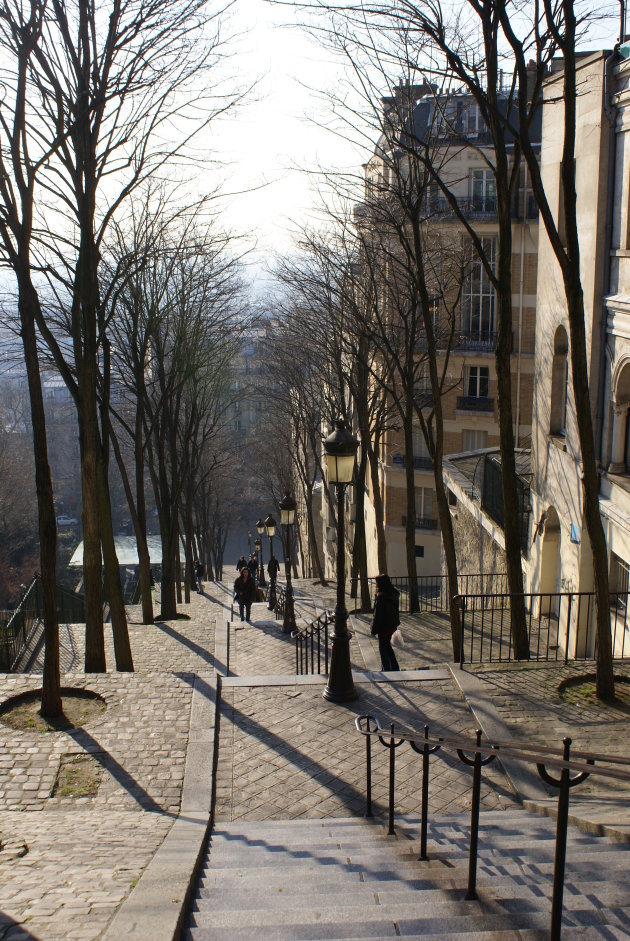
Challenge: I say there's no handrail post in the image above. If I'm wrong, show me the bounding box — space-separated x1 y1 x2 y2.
465 730 482 900
551 738 571 941
388 723 396 835
365 729 373 818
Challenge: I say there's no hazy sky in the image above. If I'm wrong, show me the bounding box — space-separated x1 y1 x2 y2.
208 2 364 288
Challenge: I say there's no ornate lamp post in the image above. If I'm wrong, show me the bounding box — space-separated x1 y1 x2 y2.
247 530 252 554
323 419 359 703
279 492 297 634
265 513 277 610
256 519 267 586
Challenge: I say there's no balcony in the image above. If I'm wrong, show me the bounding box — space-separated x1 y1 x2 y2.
392 454 434 471
456 395 495 413
458 332 497 353
402 515 439 530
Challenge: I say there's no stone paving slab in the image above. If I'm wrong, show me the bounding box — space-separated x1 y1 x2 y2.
215 677 517 823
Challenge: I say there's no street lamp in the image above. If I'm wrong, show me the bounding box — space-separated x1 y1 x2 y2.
248 530 252 554
265 513 278 610
323 418 359 703
256 519 267 587
279 492 297 634
254 537 262 585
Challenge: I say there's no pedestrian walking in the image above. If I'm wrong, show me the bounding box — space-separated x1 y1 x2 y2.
236 555 248 572
195 560 204 594
247 553 258 580
370 574 401 672
267 555 280 580
234 566 256 622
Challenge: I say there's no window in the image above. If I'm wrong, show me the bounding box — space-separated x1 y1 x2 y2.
414 545 425 558
461 237 496 342
466 366 490 398
466 103 481 136
234 401 240 415
415 486 434 522
256 400 263 413
549 326 568 436
470 169 496 212
233 419 241 432
462 429 488 452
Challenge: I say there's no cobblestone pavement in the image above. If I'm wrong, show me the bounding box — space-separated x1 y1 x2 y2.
0 594 218 940
215 678 516 822
0 672 191 813
0 809 172 941
470 661 630 801
23 592 217 675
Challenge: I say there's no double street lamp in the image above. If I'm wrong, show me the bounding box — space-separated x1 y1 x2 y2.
323 419 359 703
265 513 278 610
256 519 267 587
278 492 297 634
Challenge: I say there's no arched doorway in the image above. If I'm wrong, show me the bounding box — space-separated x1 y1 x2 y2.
540 507 561 623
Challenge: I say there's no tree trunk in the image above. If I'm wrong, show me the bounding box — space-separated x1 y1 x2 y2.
80 382 106 672
565 274 614 699
495 190 529 660
97 455 134 670
403 399 419 613
18 280 61 716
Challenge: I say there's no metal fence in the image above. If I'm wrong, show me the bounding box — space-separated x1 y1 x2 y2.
355 572 509 615
0 576 86 672
455 589 630 665
0 577 42 671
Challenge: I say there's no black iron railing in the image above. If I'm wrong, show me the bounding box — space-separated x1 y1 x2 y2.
455 589 630 665
355 572 509 615
0 577 42 671
456 395 494 412
275 585 286 621
294 610 334 675
1 576 85 671
355 714 630 941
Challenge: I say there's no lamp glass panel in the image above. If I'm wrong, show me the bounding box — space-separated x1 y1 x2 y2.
266 523 276 537
327 452 355 484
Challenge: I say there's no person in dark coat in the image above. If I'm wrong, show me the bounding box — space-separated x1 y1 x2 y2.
370 574 401 671
247 553 258 580
267 556 280 580
236 555 248 572
195 560 204 594
234 566 256 622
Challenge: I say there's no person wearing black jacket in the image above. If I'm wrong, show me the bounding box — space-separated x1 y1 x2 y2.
370 574 400 671
234 566 256 622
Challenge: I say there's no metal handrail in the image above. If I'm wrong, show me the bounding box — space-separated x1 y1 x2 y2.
355 714 630 941
293 610 333 675
354 572 509 615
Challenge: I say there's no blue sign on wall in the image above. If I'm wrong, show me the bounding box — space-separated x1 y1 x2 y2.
570 523 581 544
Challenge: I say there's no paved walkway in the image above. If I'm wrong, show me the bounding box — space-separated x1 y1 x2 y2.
0 576 628 940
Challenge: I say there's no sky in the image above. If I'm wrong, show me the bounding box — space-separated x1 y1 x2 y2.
205 1 366 292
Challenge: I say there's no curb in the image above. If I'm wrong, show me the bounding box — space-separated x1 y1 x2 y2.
101 669 219 941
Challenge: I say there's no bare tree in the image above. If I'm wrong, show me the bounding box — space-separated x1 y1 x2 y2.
0 0 242 672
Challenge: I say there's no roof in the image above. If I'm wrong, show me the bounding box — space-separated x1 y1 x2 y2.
69 535 175 568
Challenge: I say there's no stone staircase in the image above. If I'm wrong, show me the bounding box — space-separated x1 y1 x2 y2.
184 810 630 940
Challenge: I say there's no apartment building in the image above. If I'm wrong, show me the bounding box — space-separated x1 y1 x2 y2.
358 83 540 578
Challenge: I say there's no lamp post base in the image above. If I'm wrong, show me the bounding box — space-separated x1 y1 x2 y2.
323 632 357 702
